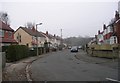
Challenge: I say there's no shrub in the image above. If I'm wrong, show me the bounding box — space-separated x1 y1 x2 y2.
29 47 37 56
2 46 9 52
6 45 29 62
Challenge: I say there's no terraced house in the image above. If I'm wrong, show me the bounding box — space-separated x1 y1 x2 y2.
103 11 120 45
89 11 120 46
41 31 61 48
0 20 17 46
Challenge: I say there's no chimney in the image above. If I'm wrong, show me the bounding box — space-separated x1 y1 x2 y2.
115 11 119 20
46 31 48 35
103 24 106 30
32 26 35 32
54 34 56 37
95 35 97 39
98 30 100 34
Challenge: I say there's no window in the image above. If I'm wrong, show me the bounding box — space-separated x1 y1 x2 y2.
19 35 21 42
0 29 4 37
26 43 29 47
8 31 12 38
17 33 21 43
114 36 117 44
0 29 2 37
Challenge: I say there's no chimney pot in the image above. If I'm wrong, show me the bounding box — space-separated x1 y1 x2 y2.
103 24 106 30
98 30 100 34
46 31 48 35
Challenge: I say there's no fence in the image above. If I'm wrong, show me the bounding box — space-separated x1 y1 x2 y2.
0 52 6 82
0 52 6 69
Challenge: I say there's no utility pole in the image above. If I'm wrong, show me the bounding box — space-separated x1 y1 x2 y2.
61 29 62 40
60 29 63 50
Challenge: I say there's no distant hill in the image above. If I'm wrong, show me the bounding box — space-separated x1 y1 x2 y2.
63 36 93 46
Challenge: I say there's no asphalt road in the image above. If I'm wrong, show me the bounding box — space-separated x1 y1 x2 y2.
30 49 118 81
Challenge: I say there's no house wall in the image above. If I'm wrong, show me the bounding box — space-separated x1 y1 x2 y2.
14 28 32 47
38 37 46 47
0 29 15 46
110 36 118 44
97 34 103 45
115 20 120 43
56 39 61 46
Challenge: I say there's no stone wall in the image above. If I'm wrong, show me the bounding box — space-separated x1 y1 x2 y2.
86 45 120 58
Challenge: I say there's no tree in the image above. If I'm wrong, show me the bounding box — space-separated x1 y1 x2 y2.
0 12 10 25
25 22 35 28
63 36 93 46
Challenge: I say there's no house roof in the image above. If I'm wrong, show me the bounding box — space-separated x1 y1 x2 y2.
0 20 14 31
40 32 55 39
115 18 120 23
18 27 46 37
55 36 62 40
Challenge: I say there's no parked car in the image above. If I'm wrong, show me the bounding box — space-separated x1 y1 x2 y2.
78 46 82 49
70 46 78 52
68 46 72 49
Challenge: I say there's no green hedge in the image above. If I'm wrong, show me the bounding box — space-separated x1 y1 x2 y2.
2 46 9 52
6 45 47 62
6 45 29 62
29 47 45 56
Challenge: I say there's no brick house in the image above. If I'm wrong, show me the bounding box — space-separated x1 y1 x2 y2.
0 20 17 46
103 11 120 45
113 11 120 44
88 11 120 46
103 23 113 44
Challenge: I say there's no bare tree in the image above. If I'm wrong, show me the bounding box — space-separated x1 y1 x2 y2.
0 12 10 25
25 22 35 28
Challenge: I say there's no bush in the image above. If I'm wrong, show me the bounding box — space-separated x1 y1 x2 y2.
29 47 45 56
2 46 9 52
29 48 37 56
6 45 29 62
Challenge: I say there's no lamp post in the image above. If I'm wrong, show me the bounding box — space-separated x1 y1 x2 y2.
36 23 42 56
60 29 63 50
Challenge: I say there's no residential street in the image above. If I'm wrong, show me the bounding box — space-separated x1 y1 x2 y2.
30 49 118 81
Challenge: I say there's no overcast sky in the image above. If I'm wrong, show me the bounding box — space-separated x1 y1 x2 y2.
0 0 119 38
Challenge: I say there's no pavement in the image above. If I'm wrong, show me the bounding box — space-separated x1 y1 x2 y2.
2 53 49 81
75 49 118 69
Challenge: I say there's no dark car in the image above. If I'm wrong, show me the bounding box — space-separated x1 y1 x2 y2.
70 46 78 52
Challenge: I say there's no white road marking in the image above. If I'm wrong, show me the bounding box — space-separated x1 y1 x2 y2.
106 78 120 82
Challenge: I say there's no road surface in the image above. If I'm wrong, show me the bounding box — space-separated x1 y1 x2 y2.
30 49 118 81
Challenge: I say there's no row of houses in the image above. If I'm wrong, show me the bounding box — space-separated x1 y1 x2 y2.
88 11 120 46
0 20 62 48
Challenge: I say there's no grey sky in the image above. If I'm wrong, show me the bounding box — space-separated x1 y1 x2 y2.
0 0 119 38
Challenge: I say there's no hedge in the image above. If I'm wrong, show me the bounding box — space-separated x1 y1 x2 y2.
6 45 29 62
29 47 45 56
2 46 9 52
6 45 49 62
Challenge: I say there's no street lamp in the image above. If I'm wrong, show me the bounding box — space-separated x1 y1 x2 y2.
36 23 42 56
